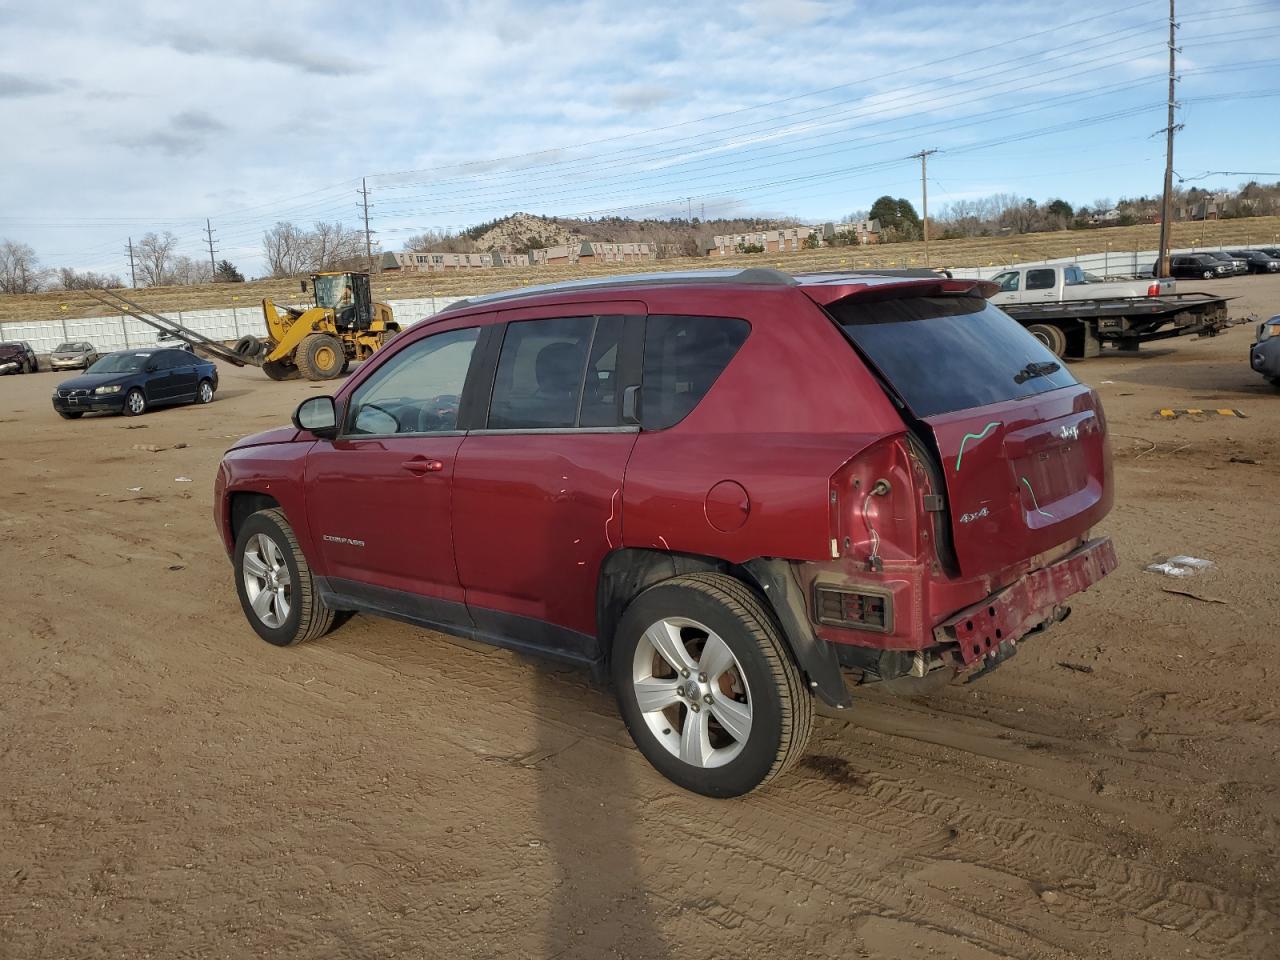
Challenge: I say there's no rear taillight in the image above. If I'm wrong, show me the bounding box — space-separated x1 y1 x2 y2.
1146 281 1161 296
829 436 923 568
814 584 892 632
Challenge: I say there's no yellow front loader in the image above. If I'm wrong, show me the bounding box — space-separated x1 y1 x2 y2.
234 271 400 381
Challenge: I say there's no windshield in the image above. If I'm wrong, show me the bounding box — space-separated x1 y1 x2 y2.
55 343 80 352
313 274 353 310
831 295 1078 418
88 353 149 374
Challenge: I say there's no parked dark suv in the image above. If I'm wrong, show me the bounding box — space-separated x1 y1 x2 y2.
0 341 39 374
1160 254 1231 280
215 269 1116 796
1226 249 1280 274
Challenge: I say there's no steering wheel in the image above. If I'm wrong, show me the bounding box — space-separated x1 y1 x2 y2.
416 394 461 433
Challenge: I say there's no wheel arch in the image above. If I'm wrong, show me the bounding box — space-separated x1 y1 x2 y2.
228 491 282 545
596 548 851 708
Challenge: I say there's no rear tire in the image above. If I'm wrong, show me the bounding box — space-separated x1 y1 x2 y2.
611 572 813 797
296 334 346 380
1026 322 1067 358
233 508 335 646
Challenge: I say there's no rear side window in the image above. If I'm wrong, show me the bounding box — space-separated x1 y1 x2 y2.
1026 269 1056 290
641 315 749 430
831 296 1078 418
487 315 625 429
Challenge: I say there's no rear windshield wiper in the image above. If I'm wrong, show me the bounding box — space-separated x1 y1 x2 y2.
1013 360 1061 384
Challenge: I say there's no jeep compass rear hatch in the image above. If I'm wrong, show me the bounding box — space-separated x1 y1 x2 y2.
827 293 1111 577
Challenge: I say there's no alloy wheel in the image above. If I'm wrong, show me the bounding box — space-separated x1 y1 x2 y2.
198 381 213 403
241 533 292 628
126 390 145 415
631 616 753 769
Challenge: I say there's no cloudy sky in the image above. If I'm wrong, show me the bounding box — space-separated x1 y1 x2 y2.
2 0 1278 278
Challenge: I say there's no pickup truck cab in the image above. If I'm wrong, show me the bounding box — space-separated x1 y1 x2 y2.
989 265 1172 306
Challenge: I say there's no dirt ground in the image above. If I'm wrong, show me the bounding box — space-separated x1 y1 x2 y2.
1 276 1277 960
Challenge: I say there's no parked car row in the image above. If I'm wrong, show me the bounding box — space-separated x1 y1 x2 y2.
1157 248 1280 279
1 339 108 374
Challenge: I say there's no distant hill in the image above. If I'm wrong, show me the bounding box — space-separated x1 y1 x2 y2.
412 211 804 258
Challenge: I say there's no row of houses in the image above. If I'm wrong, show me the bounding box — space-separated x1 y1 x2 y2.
704 220 880 258
382 220 883 273
382 240 658 273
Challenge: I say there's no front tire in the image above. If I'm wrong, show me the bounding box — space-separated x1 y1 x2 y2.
233 508 335 646
611 573 813 797
1202 270 1214 280
296 334 346 380
196 379 215 404
123 388 147 416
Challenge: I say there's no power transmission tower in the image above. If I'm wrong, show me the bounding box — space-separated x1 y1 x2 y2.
911 149 939 266
125 237 137 288
203 218 219 278
1156 0 1181 277
359 178 375 272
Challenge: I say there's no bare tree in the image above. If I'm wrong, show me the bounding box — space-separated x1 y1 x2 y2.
54 267 124 290
263 222 310 278
136 231 179 287
310 221 364 271
0 239 48 293
168 256 213 286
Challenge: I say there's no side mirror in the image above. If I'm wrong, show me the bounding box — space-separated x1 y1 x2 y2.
293 395 338 439
144 360 158 372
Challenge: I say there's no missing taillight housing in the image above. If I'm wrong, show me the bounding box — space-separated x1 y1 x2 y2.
814 584 893 633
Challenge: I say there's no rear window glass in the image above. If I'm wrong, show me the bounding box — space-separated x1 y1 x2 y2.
831 296 1078 418
641 315 749 430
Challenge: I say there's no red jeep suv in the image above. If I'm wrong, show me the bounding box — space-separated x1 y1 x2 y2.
215 268 1115 796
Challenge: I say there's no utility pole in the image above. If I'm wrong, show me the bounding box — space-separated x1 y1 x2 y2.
125 237 137 289
1156 0 1180 277
686 197 693 223
912 149 939 266
203 218 218 278
359 178 374 272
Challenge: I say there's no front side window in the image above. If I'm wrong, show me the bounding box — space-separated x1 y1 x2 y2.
1026 269 1056 290
641 315 749 431
991 271 1019 292
346 326 478 436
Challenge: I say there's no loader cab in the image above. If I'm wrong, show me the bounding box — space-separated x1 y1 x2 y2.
310 272 373 331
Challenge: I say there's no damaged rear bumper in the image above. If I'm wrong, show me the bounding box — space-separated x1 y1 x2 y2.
934 536 1117 670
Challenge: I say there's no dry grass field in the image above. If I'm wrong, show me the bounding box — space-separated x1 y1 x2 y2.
4 216 1279 324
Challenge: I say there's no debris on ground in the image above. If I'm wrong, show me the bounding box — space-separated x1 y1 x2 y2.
1057 662 1095 674
1228 455 1258 464
1157 408 1247 419
1161 586 1228 605
1145 556 1214 578
174 477 193 483
132 444 165 453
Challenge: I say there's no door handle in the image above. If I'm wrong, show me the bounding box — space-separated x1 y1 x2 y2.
401 457 445 475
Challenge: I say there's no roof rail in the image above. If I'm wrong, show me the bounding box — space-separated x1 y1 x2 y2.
436 267 797 314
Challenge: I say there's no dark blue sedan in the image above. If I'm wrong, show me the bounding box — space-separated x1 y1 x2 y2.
1251 316 1280 389
52 347 218 419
